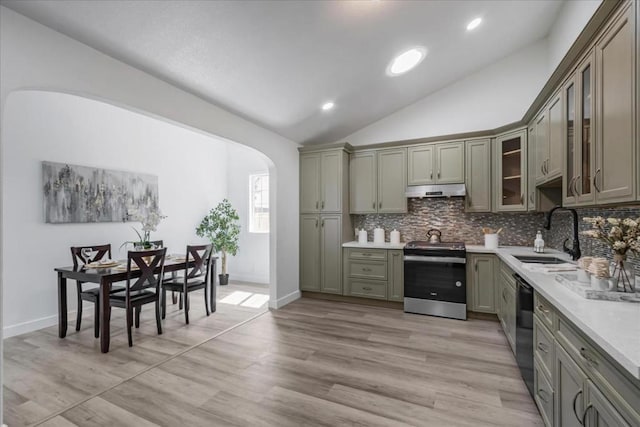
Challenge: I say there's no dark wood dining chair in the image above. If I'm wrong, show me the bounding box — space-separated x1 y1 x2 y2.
70 244 124 338
109 247 167 347
162 244 213 324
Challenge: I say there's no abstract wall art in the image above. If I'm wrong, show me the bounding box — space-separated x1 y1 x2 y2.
42 161 159 224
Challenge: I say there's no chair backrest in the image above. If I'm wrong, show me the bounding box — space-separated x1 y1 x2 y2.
149 240 164 248
185 244 213 284
126 247 167 298
70 244 111 268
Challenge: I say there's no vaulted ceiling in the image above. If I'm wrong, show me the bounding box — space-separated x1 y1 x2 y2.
2 0 565 144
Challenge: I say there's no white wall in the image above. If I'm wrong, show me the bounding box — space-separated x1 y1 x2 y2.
2 91 228 336
0 6 300 316
341 40 550 146
547 0 602 74
226 144 269 284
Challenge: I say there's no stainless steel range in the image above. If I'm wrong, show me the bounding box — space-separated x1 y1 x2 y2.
403 240 467 320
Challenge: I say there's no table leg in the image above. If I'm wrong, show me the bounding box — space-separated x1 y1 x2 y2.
100 278 111 353
58 272 68 338
210 258 217 313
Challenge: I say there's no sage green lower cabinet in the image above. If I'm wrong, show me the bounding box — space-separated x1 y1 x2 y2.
343 248 403 302
466 254 497 313
555 344 588 427
498 262 516 353
300 214 342 294
300 215 321 291
585 379 631 426
388 250 404 302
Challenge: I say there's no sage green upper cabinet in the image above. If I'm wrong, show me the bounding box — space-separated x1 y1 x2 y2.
300 154 321 213
350 149 407 214
495 129 528 212
465 139 492 213
377 148 407 213
594 3 636 204
407 145 434 185
300 215 321 291
349 151 377 214
407 142 464 186
547 92 564 181
527 125 537 211
534 110 549 185
300 150 346 214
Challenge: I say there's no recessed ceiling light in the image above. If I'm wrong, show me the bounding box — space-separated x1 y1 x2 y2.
466 17 482 31
321 101 335 111
387 47 426 76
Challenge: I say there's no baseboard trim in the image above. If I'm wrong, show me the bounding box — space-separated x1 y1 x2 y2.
271 289 300 309
301 291 404 310
3 311 76 338
228 273 269 285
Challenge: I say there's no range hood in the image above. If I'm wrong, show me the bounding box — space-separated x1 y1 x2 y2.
405 183 466 198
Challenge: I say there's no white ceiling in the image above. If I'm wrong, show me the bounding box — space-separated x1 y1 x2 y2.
2 0 565 144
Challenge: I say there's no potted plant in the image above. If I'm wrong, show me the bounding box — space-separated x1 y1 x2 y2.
196 199 240 286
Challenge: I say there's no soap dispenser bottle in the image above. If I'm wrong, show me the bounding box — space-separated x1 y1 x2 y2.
534 231 545 253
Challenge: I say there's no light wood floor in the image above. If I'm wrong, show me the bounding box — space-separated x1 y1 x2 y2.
5 296 542 427
3 282 269 427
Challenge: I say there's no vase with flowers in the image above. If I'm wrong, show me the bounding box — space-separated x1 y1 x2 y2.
122 208 167 250
582 216 639 292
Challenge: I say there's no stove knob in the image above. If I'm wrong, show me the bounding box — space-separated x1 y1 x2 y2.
455 281 462 287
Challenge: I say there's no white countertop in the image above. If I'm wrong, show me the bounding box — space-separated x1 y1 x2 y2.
342 241 406 250
471 245 640 380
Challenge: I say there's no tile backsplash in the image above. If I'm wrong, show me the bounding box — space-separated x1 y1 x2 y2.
352 198 545 246
352 198 640 273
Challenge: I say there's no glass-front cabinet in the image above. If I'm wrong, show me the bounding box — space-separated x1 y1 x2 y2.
564 52 595 206
495 129 527 212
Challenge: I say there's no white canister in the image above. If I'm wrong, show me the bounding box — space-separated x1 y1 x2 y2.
577 269 591 284
373 228 385 244
591 275 615 291
390 229 401 245
358 229 368 244
484 233 499 249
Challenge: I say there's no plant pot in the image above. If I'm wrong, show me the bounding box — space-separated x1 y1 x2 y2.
219 274 229 286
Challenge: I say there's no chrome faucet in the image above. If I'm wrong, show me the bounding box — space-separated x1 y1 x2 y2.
543 206 581 261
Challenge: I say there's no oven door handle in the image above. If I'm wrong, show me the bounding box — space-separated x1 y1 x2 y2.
403 255 466 264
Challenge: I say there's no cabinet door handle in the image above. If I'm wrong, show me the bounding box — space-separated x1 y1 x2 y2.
546 159 550 174
520 194 524 205
437 171 441 179
572 389 583 424
593 169 601 193
537 388 550 403
321 201 325 209
536 303 549 313
530 192 534 204
321 219 325 228
430 171 433 180
579 347 598 366
372 201 376 209
541 164 545 175
362 286 372 291
362 268 372 272
568 177 575 196
315 218 318 228
574 175 581 196
502 290 507 301
581 403 594 426
379 202 382 209
536 342 549 353
315 201 319 209
362 253 372 257
474 261 478 272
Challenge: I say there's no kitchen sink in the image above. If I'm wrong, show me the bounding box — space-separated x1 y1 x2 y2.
513 255 568 264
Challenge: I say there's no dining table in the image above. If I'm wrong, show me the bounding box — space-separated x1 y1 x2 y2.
55 255 218 353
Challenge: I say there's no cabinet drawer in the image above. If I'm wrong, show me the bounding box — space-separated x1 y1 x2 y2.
348 248 387 261
534 292 554 329
534 315 555 380
348 280 387 299
348 260 387 280
534 359 554 427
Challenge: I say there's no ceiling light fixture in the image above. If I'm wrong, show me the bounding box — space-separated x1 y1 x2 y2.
321 101 335 111
466 17 482 31
386 47 426 76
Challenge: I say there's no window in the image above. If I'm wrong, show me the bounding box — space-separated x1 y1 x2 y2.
249 173 269 233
